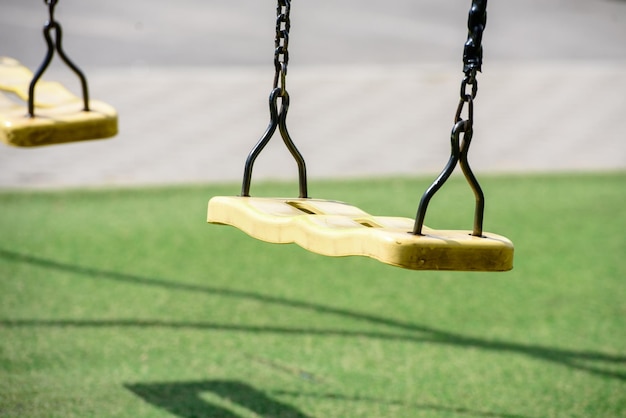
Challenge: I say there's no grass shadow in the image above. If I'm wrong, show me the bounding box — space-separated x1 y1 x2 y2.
1 248 625 382
272 390 542 418
126 380 311 418
125 380 540 418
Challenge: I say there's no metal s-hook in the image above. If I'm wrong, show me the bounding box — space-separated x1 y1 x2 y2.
28 0 90 117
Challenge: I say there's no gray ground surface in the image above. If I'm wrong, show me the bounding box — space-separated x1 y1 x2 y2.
1 0 625 189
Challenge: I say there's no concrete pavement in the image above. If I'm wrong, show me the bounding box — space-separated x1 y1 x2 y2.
1 0 624 189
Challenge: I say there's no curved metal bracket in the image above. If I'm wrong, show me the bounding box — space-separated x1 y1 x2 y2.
459 126 485 237
28 1 90 117
413 121 484 237
241 87 308 198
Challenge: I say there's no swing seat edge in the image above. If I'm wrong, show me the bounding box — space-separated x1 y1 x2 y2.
207 196 514 272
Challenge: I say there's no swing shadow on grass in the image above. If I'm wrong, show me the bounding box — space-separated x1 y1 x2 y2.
2 247 625 384
2 248 624 417
125 380 313 418
124 379 540 418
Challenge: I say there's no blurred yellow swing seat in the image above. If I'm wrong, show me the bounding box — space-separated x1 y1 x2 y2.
208 196 514 272
0 57 117 147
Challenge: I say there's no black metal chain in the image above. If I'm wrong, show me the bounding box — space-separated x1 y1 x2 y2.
457 0 486 126
273 0 291 92
456 0 487 133
463 0 487 77
28 0 90 117
413 0 488 237
241 0 308 198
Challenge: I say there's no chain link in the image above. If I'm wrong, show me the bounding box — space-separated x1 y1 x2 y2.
457 73 477 130
273 0 291 92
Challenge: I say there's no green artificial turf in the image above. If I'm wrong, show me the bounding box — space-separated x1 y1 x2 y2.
0 172 624 418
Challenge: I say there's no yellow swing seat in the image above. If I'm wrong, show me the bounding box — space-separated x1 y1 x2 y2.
208 0 513 272
208 196 514 272
0 57 117 147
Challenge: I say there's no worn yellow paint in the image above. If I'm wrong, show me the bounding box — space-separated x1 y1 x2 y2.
208 196 514 272
0 57 117 147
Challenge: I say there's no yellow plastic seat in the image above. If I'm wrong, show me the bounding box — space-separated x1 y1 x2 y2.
208 196 514 272
0 57 117 147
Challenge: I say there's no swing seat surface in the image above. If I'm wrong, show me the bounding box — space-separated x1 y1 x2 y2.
0 57 117 147
207 196 514 272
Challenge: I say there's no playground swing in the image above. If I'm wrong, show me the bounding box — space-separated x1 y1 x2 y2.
208 0 514 272
0 0 117 147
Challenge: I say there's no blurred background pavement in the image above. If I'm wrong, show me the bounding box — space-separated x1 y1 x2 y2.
1 0 625 189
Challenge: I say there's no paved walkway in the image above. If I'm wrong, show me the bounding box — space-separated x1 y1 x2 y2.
1 0 625 189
